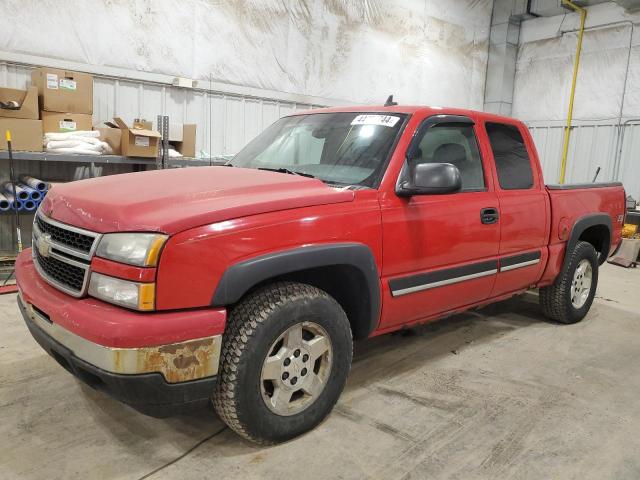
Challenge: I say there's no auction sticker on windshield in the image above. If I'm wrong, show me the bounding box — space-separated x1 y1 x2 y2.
351 115 400 127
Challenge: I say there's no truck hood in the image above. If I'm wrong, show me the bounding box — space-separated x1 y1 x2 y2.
40 167 355 234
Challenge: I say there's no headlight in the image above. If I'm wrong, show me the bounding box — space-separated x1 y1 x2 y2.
88 272 155 311
96 233 167 267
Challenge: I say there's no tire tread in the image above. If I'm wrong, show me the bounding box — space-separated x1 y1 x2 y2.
212 281 348 444
540 241 597 324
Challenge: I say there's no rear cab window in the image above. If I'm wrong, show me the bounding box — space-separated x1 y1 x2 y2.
485 122 534 190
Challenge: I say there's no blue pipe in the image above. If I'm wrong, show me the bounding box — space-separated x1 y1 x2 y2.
19 175 48 192
22 200 37 211
21 185 42 201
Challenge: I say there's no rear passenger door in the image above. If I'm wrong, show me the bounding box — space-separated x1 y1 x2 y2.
482 121 550 297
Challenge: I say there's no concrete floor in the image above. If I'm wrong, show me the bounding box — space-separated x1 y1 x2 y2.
1 263 639 480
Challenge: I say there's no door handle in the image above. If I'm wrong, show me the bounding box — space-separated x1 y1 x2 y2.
480 207 499 224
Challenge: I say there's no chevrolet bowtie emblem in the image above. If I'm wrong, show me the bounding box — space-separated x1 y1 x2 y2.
36 233 52 258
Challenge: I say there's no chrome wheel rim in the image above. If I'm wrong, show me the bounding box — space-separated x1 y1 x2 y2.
260 322 332 416
571 259 593 309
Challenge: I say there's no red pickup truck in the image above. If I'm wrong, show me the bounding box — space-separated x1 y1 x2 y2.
16 105 625 444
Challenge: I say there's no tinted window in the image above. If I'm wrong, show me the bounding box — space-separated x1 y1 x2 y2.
486 123 534 190
412 123 485 191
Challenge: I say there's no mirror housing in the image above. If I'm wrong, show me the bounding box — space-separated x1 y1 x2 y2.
398 162 462 196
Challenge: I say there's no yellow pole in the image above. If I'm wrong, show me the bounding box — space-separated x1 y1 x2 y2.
559 0 587 184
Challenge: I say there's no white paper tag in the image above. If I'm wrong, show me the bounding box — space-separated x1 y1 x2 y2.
59 78 77 91
59 120 77 131
46 73 58 90
351 114 400 127
134 136 150 147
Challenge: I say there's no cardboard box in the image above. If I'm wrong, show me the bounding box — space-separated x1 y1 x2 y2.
94 126 122 155
31 67 93 114
0 118 43 151
0 86 39 120
42 112 93 133
172 124 196 158
113 117 160 158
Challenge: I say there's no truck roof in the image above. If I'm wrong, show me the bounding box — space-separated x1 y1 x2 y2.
292 104 520 124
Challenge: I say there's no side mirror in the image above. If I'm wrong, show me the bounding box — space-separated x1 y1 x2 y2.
398 163 462 196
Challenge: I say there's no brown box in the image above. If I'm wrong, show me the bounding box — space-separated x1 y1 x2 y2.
0 118 43 151
42 112 93 133
31 67 93 114
113 117 160 158
0 86 39 120
170 124 197 158
94 126 122 155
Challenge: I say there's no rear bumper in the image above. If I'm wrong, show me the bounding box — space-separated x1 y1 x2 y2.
19 297 217 416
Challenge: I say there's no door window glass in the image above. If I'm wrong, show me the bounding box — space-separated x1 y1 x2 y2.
413 123 485 191
485 123 534 190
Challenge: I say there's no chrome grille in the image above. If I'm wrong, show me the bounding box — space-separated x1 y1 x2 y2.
32 212 101 297
35 215 95 253
34 247 86 292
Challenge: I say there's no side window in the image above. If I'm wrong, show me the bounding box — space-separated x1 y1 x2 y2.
485 123 534 190
413 123 485 191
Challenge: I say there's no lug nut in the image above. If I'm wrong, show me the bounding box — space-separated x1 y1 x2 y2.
301 368 307 376
284 358 291 366
302 354 309 362
291 377 298 385
294 349 301 357
282 372 289 380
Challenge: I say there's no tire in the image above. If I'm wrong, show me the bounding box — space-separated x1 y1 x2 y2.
212 281 353 444
540 241 599 324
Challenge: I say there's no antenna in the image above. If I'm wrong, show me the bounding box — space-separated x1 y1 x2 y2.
384 95 397 107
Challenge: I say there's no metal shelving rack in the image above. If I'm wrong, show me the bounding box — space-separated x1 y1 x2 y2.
0 151 220 168
0 148 224 265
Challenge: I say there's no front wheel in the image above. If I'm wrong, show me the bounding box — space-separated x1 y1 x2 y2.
540 241 599 324
213 282 353 444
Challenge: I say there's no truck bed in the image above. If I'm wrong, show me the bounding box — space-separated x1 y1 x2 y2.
546 182 625 257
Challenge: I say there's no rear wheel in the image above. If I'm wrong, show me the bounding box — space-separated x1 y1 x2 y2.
213 282 352 444
540 241 599 324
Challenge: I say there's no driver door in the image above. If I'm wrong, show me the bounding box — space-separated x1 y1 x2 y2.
379 115 500 330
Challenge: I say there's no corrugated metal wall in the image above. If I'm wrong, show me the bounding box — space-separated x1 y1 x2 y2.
528 121 640 198
0 62 320 157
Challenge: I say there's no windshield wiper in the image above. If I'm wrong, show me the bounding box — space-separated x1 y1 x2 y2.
258 167 315 178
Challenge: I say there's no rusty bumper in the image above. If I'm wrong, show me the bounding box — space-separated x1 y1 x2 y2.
19 293 222 383
18 294 222 417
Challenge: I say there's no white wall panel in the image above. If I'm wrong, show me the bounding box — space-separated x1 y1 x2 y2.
517 3 640 199
0 62 319 157
528 121 640 198
618 123 640 200
0 0 492 109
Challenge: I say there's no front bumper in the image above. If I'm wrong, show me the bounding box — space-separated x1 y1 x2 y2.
15 249 227 417
19 297 217 416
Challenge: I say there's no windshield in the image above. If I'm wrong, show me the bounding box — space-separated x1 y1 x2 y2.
230 112 406 187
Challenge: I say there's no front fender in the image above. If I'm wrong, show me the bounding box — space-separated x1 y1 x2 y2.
211 243 381 337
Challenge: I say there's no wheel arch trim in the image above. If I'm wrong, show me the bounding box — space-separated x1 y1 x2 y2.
565 213 612 268
211 243 381 338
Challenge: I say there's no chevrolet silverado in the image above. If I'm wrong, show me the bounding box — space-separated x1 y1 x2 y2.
15 105 625 444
